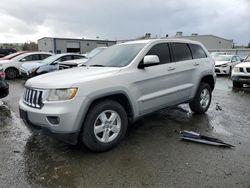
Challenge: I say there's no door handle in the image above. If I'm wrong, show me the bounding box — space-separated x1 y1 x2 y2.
167 67 175 71
194 62 200 66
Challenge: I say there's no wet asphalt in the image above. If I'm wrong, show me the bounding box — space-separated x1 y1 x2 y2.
0 77 250 188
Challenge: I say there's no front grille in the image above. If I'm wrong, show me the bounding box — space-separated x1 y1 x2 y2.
23 88 44 109
240 68 244 72
246 68 250 73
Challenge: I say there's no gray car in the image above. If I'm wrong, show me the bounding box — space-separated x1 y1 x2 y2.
20 53 85 78
19 39 216 152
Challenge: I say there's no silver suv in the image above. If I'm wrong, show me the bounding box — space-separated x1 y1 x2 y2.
19 39 216 152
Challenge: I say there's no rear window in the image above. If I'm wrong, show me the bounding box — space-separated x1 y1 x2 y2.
146 43 171 64
171 43 192 62
189 44 207 59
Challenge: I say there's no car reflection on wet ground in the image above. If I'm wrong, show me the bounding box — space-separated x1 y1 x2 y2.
0 77 250 187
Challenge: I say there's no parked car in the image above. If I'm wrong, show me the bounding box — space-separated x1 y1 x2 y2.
0 51 28 60
20 53 85 78
19 39 216 152
231 55 250 88
59 47 107 69
214 55 242 75
0 65 9 99
0 48 17 58
0 52 52 79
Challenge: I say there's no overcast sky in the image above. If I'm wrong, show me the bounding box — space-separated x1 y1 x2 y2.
0 0 249 45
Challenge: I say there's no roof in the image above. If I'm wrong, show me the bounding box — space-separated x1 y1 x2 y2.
177 35 233 42
38 37 116 43
121 38 201 45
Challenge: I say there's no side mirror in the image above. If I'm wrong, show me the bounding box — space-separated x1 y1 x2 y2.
139 55 160 69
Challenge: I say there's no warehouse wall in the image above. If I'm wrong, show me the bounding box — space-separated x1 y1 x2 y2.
38 38 55 53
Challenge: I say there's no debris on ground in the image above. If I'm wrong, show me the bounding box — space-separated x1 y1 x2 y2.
216 103 222 111
180 130 234 148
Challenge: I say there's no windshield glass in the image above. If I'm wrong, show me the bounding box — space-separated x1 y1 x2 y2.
215 55 232 61
87 48 106 59
41 54 61 64
86 43 146 67
245 56 250 62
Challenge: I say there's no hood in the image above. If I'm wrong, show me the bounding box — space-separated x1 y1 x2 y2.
235 62 250 68
215 61 229 66
59 58 88 66
0 60 11 64
21 62 43 71
25 66 120 89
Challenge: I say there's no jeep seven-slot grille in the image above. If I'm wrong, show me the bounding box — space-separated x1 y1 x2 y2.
23 88 44 109
246 68 250 73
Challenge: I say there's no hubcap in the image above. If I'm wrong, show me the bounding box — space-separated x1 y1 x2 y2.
200 88 210 109
94 110 121 143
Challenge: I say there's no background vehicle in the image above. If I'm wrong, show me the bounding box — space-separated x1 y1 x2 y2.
0 65 9 99
214 55 242 75
0 48 17 58
0 51 28 60
0 52 52 79
19 39 216 152
59 47 107 69
231 55 250 88
20 53 85 78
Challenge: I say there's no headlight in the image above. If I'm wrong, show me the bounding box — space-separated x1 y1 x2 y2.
233 67 240 72
47 88 78 101
221 63 228 67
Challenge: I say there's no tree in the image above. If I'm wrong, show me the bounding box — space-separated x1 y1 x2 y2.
22 42 38 51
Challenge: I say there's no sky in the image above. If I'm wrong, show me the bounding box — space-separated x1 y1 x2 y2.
0 0 249 45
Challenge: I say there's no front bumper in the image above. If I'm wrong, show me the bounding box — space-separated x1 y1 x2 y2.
19 96 89 144
0 80 9 98
215 66 230 75
231 75 250 84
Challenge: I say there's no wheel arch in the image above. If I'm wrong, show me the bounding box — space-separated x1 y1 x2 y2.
200 75 215 91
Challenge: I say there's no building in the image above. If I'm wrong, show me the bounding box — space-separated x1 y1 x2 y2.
174 32 233 50
38 37 117 54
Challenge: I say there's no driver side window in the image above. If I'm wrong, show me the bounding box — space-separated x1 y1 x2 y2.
146 43 171 64
21 54 40 62
231 56 237 62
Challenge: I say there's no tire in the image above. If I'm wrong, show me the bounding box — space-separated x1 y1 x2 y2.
189 82 212 114
233 81 243 88
5 68 19 79
81 100 128 152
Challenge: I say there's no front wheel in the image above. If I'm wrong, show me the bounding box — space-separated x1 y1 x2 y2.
189 83 212 114
81 100 128 152
5 68 19 79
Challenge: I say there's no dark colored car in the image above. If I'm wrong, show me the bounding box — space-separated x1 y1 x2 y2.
0 48 17 58
0 66 9 99
0 51 28 60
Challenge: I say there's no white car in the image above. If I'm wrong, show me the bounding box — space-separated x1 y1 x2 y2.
231 55 250 88
214 55 242 75
0 52 52 79
59 47 107 69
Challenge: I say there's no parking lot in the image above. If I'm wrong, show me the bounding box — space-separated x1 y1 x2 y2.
0 77 250 187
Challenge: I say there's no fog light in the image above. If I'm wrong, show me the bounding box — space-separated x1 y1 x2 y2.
47 116 60 125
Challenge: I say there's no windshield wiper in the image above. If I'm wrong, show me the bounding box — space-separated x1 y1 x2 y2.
89 64 105 67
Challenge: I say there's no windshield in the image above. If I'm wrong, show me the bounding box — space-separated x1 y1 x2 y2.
245 56 250 62
86 43 146 67
87 48 106 59
215 55 232 61
41 54 61 64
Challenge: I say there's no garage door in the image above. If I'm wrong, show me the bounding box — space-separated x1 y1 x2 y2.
66 42 80 48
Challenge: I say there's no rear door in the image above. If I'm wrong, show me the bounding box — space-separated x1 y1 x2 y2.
170 42 197 100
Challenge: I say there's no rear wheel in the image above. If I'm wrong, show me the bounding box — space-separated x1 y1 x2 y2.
81 100 128 152
233 81 243 88
5 68 19 79
189 82 212 114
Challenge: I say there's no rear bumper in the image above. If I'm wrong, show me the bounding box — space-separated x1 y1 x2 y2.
19 108 79 144
0 80 9 98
